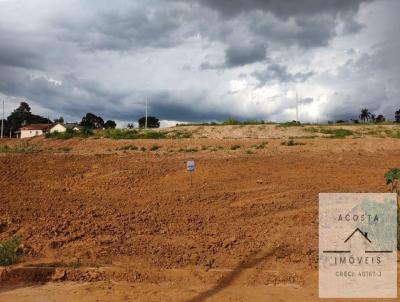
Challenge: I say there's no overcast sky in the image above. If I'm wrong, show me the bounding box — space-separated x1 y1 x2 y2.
0 0 399 126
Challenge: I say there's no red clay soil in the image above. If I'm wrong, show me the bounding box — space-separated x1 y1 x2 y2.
0 137 399 301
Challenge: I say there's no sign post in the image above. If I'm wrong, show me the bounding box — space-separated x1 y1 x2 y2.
187 160 195 186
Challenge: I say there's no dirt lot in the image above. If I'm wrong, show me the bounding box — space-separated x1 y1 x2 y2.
0 128 399 301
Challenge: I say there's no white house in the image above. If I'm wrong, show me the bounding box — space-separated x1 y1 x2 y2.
19 124 51 139
50 123 81 133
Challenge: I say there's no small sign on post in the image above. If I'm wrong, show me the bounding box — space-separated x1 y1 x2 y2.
187 160 195 186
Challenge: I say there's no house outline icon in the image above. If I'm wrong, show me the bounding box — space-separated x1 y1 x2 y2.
344 228 372 244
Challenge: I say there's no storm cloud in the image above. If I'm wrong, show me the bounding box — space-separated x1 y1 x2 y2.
0 0 398 125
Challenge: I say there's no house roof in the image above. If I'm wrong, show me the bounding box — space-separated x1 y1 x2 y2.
65 123 79 129
52 123 79 130
20 124 52 131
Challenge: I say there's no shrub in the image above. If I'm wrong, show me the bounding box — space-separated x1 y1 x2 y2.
140 147 147 152
384 168 400 195
245 150 254 154
223 118 241 125
278 121 302 127
230 144 241 150
46 128 92 139
0 237 20 266
281 139 305 146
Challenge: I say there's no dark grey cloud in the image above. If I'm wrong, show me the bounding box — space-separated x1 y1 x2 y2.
196 0 370 49
224 42 266 67
196 0 371 19
0 29 45 70
252 64 314 85
0 0 398 124
52 1 186 51
201 41 267 69
146 91 230 122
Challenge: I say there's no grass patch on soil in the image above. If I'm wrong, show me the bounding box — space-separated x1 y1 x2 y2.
0 145 38 153
252 141 268 149
166 130 192 139
178 147 198 153
385 130 400 139
0 237 20 266
305 127 354 138
97 129 167 140
116 145 138 151
230 144 241 150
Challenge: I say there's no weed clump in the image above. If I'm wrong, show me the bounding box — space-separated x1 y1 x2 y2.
178 147 198 153
116 145 138 151
252 141 268 149
281 139 305 146
0 237 20 266
278 121 302 127
0 145 38 153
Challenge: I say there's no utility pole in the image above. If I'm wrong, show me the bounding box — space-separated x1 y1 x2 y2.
295 93 299 122
1 100 4 139
145 99 148 129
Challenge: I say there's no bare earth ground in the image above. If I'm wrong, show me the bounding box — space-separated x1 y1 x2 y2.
0 125 399 301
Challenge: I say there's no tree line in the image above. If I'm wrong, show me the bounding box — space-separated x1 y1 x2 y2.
0 102 160 137
0 101 399 138
358 108 400 124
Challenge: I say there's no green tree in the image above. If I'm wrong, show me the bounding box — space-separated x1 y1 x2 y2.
138 116 160 128
79 113 104 129
375 114 385 123
359 108 371 123
6 102 51 137
54 116 64 124
395 109 400 123
104 120 117 129
370 114 376 123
